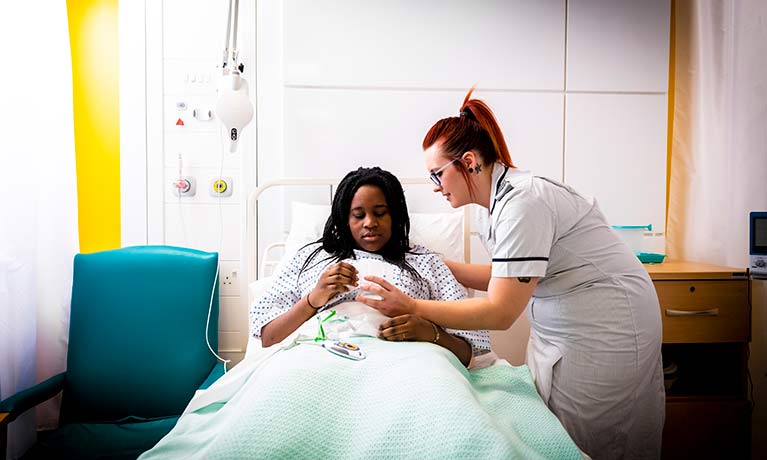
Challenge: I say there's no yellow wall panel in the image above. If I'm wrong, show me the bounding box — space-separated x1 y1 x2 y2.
666 0 676 231
67 0 120 253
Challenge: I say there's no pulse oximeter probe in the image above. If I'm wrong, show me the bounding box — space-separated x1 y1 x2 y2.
323 341 366 360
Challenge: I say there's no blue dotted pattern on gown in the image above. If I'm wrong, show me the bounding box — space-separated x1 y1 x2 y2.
250 244 491 354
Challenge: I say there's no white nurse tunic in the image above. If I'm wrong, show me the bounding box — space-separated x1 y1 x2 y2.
477 163 665 460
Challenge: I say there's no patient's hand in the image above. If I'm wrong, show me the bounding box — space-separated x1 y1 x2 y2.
356 275 415 317
377 312 472 366
311 262 359 306
378 314 435 342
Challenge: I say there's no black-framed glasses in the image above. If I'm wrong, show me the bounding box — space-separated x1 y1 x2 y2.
429 159 460 186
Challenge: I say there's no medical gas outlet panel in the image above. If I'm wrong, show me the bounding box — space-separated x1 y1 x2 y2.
172 174 235 199
174 176 197 196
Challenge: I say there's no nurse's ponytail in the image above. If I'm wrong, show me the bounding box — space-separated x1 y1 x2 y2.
422 87 514 168
459 88 513 167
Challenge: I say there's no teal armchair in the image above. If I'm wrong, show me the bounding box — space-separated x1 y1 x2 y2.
0 246 225 460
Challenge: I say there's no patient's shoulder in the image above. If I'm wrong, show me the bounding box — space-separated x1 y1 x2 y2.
407 244 439 257
281 242 327 273
406 246 466 298
294 241 323 258
406 245 448 266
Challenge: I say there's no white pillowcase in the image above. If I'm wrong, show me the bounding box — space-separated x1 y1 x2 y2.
282 201 332 259
281 201 465 264
409 212 464 261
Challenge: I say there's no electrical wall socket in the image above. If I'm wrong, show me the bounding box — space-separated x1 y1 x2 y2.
219 261 240 297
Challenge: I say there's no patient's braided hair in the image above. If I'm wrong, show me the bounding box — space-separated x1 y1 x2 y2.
299 167 422 281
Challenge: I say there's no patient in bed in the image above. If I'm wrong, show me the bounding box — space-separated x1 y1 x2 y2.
250 166 490 366
138 167 583 460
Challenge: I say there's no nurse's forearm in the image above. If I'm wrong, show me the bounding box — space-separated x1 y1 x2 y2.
444 260 491 291
412 277 536 330
412 297 519 331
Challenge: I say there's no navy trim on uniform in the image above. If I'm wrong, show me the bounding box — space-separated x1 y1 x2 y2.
489 166 510 215
492 257 549 262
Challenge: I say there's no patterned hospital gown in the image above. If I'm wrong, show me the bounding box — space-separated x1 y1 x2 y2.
250 244 491 355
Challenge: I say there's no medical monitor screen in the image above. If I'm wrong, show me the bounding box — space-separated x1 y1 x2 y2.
752 213 767 255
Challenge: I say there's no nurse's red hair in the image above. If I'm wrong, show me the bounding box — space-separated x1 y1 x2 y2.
422 87 514 168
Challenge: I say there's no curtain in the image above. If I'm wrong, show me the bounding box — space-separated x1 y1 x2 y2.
0 2 79 458
667 0 767 267
669 5 767 455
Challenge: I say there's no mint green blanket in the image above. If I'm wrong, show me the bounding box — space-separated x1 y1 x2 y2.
140 338 581 459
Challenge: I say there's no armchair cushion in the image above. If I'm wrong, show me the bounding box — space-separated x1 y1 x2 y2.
7 365 224 460
22 416 179 460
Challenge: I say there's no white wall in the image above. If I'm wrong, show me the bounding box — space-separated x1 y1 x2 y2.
120 0 147 246
255 0 670 364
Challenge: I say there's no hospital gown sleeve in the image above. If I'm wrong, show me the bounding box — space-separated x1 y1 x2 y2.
249 245 316 339
491 189 555 278
413 250 491 355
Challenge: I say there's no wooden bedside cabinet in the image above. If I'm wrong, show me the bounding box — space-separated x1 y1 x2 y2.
646 261 751 460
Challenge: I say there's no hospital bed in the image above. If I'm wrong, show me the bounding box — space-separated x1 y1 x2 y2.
138 178 586 460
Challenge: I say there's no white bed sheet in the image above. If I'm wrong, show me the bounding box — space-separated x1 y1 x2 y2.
159 316 588 459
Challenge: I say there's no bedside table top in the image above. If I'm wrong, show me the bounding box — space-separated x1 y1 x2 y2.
644 260 748 280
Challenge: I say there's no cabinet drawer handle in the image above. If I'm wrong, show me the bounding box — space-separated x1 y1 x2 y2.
665 308 719 317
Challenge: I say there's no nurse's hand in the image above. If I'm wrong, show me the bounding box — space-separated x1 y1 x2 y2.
378 314 435 342
355 275 416 317
310 262 358 306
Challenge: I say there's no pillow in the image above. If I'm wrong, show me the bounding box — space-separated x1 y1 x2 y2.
283 201 332 258
409 212 464 261
280 201 465 263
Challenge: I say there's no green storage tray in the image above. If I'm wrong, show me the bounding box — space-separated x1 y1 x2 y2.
637 252 666 264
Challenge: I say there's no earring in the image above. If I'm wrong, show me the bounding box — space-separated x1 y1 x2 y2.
468 167 474 173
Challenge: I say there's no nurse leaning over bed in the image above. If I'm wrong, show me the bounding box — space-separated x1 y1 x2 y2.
357 88 665 460
252 166 490 366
